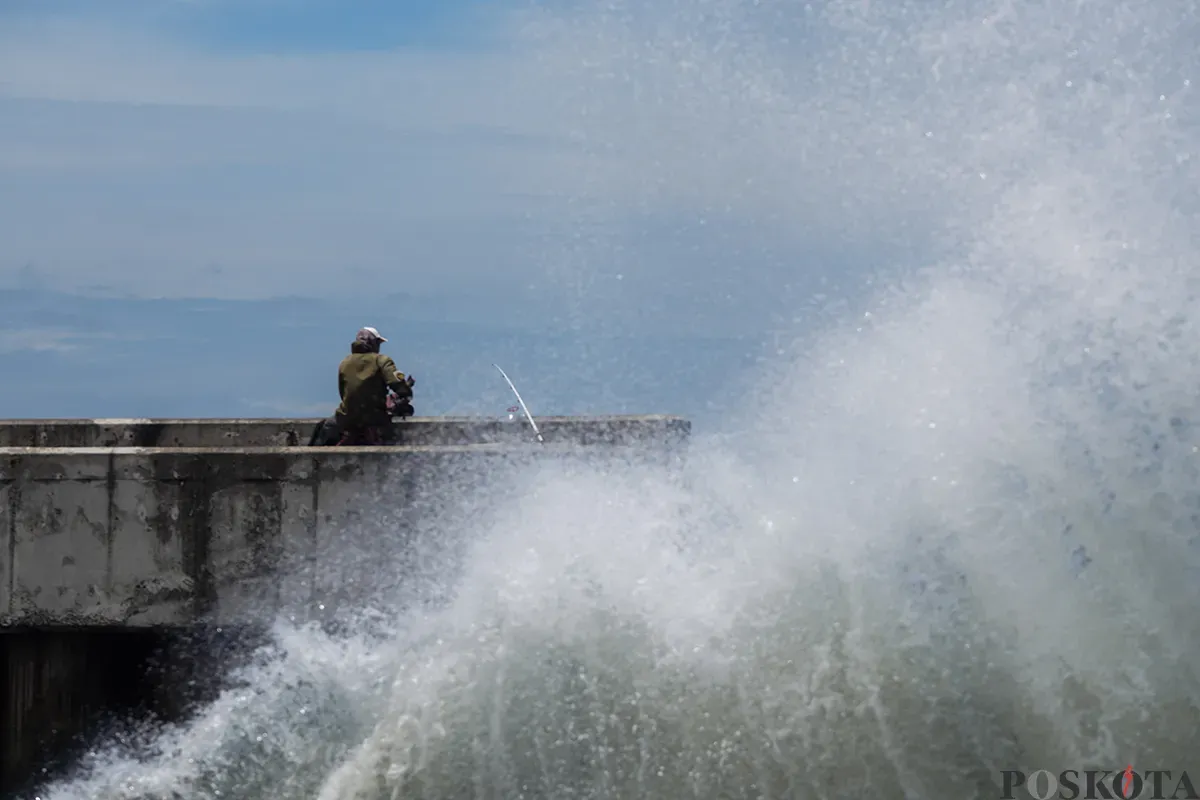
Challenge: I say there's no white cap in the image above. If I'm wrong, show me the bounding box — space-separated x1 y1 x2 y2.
361 326 387 342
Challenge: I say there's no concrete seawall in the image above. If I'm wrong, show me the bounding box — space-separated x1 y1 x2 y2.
0 414 689 794
0 415 689 449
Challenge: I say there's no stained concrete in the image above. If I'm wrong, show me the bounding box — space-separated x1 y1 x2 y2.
0 415 690 449
0 416 689 629
0 415 689 792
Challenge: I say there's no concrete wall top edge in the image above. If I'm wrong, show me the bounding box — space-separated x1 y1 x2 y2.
0 443 597 456
0 415 691 450
0 414 687 425
0 444 675 482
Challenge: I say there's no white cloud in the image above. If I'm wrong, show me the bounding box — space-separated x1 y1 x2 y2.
0 328 82 354
0 326 147 354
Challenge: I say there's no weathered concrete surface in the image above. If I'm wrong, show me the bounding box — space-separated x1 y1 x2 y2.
0 415 690 449
0 416 689 629
0 415 689 793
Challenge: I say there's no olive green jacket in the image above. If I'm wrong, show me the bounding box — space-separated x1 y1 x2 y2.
335 352 412 428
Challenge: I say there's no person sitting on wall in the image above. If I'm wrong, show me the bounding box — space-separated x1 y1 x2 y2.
330 326 415 446
307 393 413 446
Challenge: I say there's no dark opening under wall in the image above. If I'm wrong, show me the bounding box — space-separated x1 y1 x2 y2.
1 626 267 798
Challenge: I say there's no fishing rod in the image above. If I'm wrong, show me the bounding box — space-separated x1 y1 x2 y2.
493 363 544 444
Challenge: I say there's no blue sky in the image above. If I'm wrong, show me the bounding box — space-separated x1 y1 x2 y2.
2 0 1197 432
0 0 952 424
1 1 498 50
